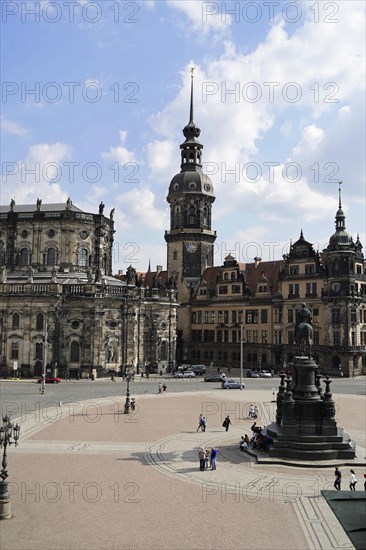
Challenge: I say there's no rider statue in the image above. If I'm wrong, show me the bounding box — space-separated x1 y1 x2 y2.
295 303 313 357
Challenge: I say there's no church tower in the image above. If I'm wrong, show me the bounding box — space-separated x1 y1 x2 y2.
164 70 216 299
322 183 365 375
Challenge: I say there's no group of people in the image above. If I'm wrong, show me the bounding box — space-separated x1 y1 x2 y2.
158 383 167 393
247 404 259 419
198 447 218 471
247 422 273 452
334 467 366 491
197 414 207 432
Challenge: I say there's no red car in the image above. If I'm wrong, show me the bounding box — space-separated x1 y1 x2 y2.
37 376 61 384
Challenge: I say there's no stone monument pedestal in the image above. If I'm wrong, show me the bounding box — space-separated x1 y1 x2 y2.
267 355 355 461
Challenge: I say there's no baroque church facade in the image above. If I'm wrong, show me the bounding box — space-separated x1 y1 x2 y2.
0 199 177 378
162 75 366 377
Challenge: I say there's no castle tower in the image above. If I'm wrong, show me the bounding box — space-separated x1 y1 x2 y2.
164 69 216 300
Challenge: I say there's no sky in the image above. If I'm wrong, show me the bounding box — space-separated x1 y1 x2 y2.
1 0 365 273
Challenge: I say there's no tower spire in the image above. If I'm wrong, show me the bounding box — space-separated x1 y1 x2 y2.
189 66 195 124
338 181 342 208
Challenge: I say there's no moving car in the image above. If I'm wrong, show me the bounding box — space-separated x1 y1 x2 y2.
259 370 272 378
247 370 259 378
37 376 61 384
175 370 196 378
221 379 245 389
204 374 226 382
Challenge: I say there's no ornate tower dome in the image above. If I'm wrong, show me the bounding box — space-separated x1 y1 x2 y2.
165 69 216 290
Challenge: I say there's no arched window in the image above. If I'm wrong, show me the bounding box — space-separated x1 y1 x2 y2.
78 248 88 267
36 313 44 331
35 342 43 360
231 272 236 280
20 248 29 266
12 313 20 329
160 341 167 361
11 341 19 359
70 341 80 362
47 247 56 265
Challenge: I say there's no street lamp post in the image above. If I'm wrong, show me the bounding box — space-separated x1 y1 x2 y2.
41 318 48 394
0 416 20 520
124 372 132 414
240 325 244 391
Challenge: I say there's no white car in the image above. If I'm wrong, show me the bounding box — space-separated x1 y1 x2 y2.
175 371 196 378
259 370 272 378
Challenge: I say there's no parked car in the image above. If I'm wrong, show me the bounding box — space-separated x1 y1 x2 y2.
37 376 61 384
247 370 259 378
177 364 190 372
259 370 272 378
175 371 196 378
191 365 206 375
204 374 226 382
221 379 245 389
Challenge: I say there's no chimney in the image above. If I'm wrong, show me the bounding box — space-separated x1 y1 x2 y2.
156 265 162 274
254 257 262 269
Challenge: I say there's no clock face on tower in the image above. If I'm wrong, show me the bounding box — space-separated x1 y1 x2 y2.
185 242 197 254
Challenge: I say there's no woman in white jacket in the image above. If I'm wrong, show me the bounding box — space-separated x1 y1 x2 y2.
349 469 357 491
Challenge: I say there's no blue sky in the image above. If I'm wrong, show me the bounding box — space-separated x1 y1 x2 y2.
1 0 365 272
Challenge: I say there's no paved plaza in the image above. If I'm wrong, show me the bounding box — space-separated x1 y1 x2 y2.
1 384 365 550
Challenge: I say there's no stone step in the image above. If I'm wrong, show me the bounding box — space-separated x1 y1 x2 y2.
271 440 350 451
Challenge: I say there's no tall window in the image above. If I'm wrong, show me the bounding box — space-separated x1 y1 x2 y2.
47 247 56 265
11 342 19 359
160 341 167 360
0 247 4 265
35 342 43 360
332 309 341 324
274 308 282 323
78 248 88 267
70 341 80 362
36 313 44 331
12 313 20 329
20 248 29 266
274 330 282 344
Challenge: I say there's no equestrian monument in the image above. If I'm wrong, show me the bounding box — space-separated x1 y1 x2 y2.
266 303 356 462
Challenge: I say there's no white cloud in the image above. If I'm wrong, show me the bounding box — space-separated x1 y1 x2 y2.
167 0 232 37
1 142 71 204
1 117 29 137
146 139 177 184
115 186 167 231
101 130 137 165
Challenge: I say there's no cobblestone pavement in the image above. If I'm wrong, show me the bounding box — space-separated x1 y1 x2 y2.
1 388 365 550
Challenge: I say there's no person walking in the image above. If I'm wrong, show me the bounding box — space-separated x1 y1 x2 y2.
198 447 207 471
222 415 231 431
334 467 342 490
158 382 162 393
202 417 207 432
197 414 204 432
349 469 357 491
210 447 218 470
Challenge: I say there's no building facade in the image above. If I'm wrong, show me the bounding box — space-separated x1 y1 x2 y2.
0 199 177 378
166 80 366 377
